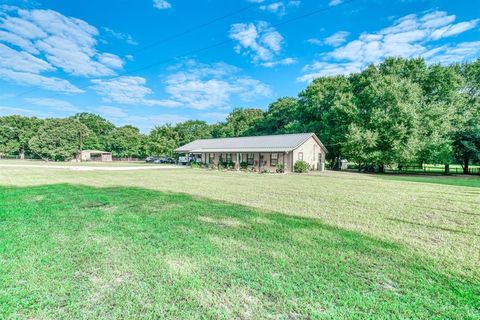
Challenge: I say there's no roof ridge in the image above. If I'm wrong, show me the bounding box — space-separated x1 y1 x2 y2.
194 132 313 142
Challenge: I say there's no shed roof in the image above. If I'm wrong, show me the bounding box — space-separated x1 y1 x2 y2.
175 133 327 153
81 150 111 154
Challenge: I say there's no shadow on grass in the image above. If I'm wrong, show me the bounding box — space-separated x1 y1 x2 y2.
0 184 478 319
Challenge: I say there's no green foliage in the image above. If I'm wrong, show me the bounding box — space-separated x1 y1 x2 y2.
298 76 356 167
255 97 298 135
294 160 310 173
221 108 265 137
0 115 43 157
240 161 248 170
343 69 422 169
107 125 145 158
72 113 115 150
2 57 479 170
276 163 285 173
146 124 179 156
28 118 90 161
174 120 212 146
190 161 201 168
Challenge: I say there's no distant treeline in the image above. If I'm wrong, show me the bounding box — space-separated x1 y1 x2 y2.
1 57 479 172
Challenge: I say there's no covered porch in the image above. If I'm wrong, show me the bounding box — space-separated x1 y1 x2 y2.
197 152 292 172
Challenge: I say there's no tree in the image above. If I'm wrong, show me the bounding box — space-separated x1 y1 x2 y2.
255 97 298 135
343 67 422 171
106 125 145 159
146 124 179 156
29 118 90 161
72 113 115 150
221 108 264 137
297 76 357 168
0 116 43 159
454 59 480 173
174 120 212 146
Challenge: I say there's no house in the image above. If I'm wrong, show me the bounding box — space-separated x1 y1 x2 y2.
175 133 328 172
79 150 113 162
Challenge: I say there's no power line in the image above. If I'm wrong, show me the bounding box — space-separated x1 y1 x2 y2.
5 0 355 110
2 0 275 101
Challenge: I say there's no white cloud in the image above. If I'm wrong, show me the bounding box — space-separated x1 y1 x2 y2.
96 106 128 118
329 0 343 6
299 10 480 82
102 27 138 45
230 21 291 66
0 7 126 92
261 57 297 67
324 31 350 47
258 1 300 16
162 60 272 110
25 97 82 112
307 38 322 45
90 76 181 107
0 68 82 93
153 0 172 10
0 105 51 118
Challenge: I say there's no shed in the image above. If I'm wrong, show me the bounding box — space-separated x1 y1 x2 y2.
79 150 113 162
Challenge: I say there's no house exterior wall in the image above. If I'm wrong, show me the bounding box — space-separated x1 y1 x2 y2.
292 136 325 171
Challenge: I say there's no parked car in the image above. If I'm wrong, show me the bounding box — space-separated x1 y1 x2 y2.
178 155 201 165
145 156 159 163
152 157 175 164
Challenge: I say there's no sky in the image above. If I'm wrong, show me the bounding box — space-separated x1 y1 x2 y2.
0 0 479 132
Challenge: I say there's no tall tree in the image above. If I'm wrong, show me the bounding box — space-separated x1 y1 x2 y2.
454 59 480 173
146 124 179 156
72 113 115 150
106 125 145 159
0 116 43 159
297 76 357 168
174 120 212 146
343 66 422 171
28 118 90 161
255 97 298 135
222 108 264 137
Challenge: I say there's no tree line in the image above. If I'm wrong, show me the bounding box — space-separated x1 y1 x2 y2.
1 57 479 172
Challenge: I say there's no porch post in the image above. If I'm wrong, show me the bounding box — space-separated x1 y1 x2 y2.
236 153 240 170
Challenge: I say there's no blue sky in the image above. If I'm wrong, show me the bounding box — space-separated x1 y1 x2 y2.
0 0 479 132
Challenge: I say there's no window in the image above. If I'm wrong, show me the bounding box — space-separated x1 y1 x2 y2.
209 153 215 163
298 152 303 161
318 153 322 162
247 153 254 165
226 153 233 162
270 153 278 166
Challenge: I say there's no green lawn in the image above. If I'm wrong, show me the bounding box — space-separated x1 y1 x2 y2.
0 166 479 319
381 174 480 188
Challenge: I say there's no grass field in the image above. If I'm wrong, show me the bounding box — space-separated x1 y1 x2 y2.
0 164 479 319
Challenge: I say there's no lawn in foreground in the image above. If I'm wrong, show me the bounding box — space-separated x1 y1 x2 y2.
0 184 478 319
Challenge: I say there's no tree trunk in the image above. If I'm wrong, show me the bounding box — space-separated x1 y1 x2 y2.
378 164 385 173
444 164 449 175
463 157 469 174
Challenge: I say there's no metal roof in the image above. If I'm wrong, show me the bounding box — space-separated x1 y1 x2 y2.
175 133 328 153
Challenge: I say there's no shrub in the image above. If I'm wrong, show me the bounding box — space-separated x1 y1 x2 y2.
240 161 248 170
276 164 285 173
220 161 235 170
294 160 310 173
261 169 271 174
190 162 201 168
